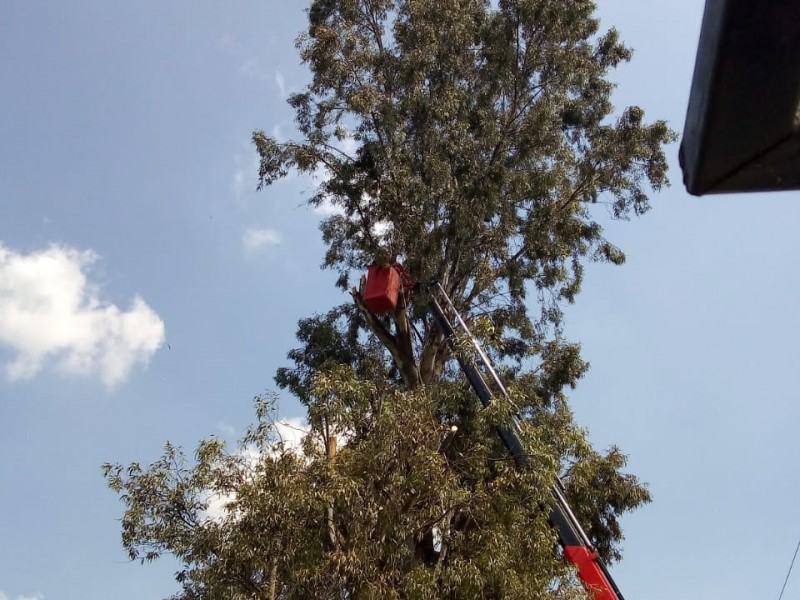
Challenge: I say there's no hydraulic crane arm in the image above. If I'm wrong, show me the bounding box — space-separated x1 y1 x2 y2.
425 283 625 600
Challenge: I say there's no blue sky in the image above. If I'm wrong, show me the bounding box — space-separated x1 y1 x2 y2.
1 2 799 599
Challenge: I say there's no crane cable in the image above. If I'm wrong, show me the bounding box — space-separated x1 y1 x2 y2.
778 533 800 600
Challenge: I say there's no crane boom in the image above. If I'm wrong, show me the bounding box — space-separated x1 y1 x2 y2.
425 282 625 600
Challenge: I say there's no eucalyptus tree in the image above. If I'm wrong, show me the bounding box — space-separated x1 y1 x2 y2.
106 1 673 598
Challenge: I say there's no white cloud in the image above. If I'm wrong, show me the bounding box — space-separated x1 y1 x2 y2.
313 195 345 217
309 163 344 216
309 136 361 217
242 227 282 254
202 418 309 524
372 220 392 238
217 421 237 437
0 589 44 600
202 488 237 524
338 136 358 156
232 149 260 199
273 417 307 452
219 36 272 84
233 168 246 197
0 243 164 388
239 59 270 82
274 70 287 97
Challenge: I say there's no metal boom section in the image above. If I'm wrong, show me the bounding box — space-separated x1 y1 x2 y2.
425 283 625 600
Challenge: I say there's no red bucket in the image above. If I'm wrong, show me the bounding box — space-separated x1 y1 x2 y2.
363 264 402 313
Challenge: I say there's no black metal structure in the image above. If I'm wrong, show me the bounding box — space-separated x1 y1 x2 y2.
425 282 624 600
680 0 800 195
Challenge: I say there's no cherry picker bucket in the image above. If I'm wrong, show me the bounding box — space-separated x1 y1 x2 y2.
363 264 402 313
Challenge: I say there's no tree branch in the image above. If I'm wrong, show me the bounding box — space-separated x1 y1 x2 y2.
351 287 420 388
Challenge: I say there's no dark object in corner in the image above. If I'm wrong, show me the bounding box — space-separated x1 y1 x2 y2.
680 0 800 195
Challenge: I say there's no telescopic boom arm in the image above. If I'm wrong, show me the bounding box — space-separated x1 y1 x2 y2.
424 282 625 600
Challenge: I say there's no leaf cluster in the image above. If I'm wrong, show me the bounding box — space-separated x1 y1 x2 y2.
106 389 600 600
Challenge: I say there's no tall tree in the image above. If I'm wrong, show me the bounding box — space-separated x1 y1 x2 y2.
105 1 674 598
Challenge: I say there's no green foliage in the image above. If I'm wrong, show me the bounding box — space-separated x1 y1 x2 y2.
107 0 671 597
256 0 674 329
105 392 585 599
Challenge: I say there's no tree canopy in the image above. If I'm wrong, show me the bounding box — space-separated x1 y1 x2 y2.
105 1 674 598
